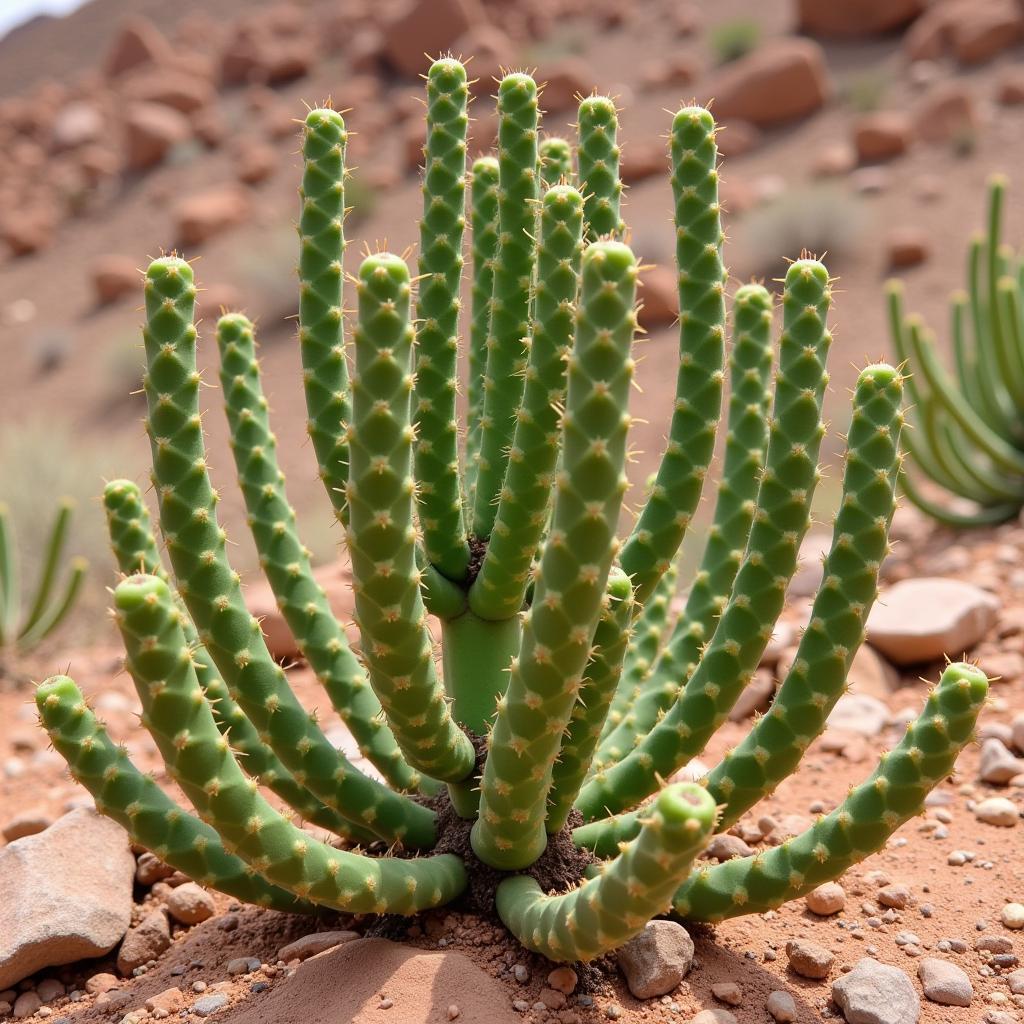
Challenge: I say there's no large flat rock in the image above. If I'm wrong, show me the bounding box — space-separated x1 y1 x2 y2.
0 808 135 988
222 937 519 1024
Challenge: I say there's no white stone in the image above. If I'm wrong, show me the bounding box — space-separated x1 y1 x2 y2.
1001 903 1024 930
827 694 890 738
974 797 1019 827
832 957 920 1024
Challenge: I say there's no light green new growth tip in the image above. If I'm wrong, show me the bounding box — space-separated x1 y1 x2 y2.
0 498 86 655
38 62 986 966
888 174 1024 525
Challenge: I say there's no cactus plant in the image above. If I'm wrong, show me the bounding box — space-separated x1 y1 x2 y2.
0 498 87 658
887 174 1024 525
38 61 987 964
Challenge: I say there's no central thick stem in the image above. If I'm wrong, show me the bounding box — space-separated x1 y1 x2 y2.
441 611 522 735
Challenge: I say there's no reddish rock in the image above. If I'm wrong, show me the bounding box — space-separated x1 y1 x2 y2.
620 140 663 183
914 82 976 144
92 255 138 305
710 39 831 127
853 112 912 163
887 228 930 268
951 0 1023 64
219 27 263 86
639 265 677 329
130 71 214 114
123 102 191 170
175 186 250 246
997 67 1024 105
716 120 762 158
2 209 54 257
798 0 924 37
812 142 856 177
455 25 515 91
261 42 313 85
236 141 277 185
541 58 594 112
641 55 699 90
76 144 121 185
104 17 171 78
382 0 483 77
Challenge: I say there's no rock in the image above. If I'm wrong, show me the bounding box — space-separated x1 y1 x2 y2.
193 993 229 1017
914 83 976 144
247 559 356 660
116 910 171 975
866 577 998 665
703 834 753 861
175 186 250 247
973 796 1018 826
136 851 174 886
85 973 119 995
123 102 191 170
616 920 695 999
712 982 742 1005
813 141 857 177
36 979 64 1003
846 644 899 701
797 0 923 36
382 0 483 78
785 939 834 979
715 120 762 159
687 1011 736 1024
878 884 911 909
1 809 53 842
766 990 797 1022
951 1 1023 64
980 738 1024 784
620 141 664 184
1002 904 1024 929
709 38 831 127
854 112 911 163
729 669 774 721
832 957 920 1024
976 935 1013 953
1013 713 1024 754
145 987 185 1014
0 808 134 989
165 882 215 925
1008 968 1024 993
997 67 1024 105
541 59 594 113
887 228 929 268
226 957 260 976
51 102 104 151
547 968 577 995
104 17 170 77
2 208 55 257
642 56 700 90
806 882 846 916
277 931 360 963
826 694 889 738
92 255 138 305
224 937 521 1024
12 992 41 1019
637 265 677 328
789 531 830 598
236 142 276 185
130 71 213 115
917 957 972 1006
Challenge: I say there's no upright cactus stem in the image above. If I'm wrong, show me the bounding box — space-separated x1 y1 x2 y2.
414 57 471 581
891 174 1024 524
39 68 986 966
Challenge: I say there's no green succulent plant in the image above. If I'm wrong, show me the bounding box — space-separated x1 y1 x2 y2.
888 175 1024 526
0 498 86 659
37 60 987 964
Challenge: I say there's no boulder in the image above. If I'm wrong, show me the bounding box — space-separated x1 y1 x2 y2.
798 0 924 36
951 0 1023 64
382 0 484 78
92 254 138 305
0 809 134 988
854 112 911 163
104 17 171 78
709 39 831 127
123 102 191 171
866 577 999 665
175 186 250 246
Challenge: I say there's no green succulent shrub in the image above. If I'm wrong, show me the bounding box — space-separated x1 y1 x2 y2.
37 60 986 964
0 498 86 659
888 175 1024 526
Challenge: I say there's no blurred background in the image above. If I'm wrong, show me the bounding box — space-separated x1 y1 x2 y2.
0 0 1020 652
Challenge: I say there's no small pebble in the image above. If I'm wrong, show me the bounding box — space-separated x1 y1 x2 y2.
806 882 845 916
547 968 577 995
766 990 797 1022
379 998 393 1010
975 797 1019 828
447 1005 460 1021
785 939 834 980
1002 904 1024 930
191 994 228 1018
711 982 742 1006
